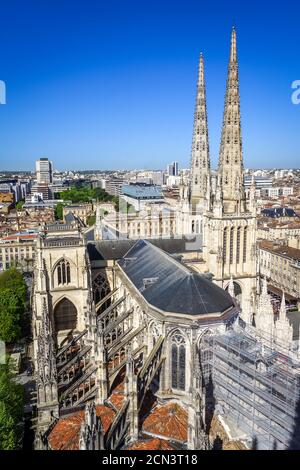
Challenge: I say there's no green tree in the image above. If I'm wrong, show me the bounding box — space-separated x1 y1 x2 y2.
0 363 24 450
55 203 64 220
15 200 24 210
0 268 27 308
86 214 96 226
0 289 22 343
0 269 27 343
57 186 116 204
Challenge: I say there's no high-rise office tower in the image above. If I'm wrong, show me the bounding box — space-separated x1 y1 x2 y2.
36 158 53 184
167 161 179 176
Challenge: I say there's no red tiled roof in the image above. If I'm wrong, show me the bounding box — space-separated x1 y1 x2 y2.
128 438 175 450
259 239 300 261
48 405 115 451
109 392 124 411
2 233 37 241
108 380 125 411
142 402 188 442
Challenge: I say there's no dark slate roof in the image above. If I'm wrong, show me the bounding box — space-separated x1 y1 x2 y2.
117 239 234 316
261 207 297 218
87 240 136 261
87 238 189 262
65 212 76 223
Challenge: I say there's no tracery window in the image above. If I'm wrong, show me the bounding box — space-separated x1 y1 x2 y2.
93 274 111 312
171 332 186 391
56 259 71 286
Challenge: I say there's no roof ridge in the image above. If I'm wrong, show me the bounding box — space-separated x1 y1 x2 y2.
142 239 193 275
191 275 210 315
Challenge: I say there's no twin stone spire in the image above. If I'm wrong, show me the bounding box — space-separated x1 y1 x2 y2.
190 27 246 215
190 52 210 209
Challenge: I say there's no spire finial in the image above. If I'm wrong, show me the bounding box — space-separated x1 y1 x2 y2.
230 25 237 62
279 292 286 321
198 51 204 87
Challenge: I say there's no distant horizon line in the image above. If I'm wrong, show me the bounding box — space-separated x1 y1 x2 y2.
0 167 299 174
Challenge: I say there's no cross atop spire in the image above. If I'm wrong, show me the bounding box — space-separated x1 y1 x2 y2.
190 52 210 210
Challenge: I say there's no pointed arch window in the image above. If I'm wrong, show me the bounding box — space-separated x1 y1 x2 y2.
56 259 71 286
54 298 77 331
236 227 241 264
171 332 186 391
243 227 248 262
191 220 195 233
93 274 111 312
223 228 227 263
230 227 234 264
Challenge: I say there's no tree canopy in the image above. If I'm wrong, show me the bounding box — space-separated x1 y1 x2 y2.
0 363 24 450
57 186 116 204
54 202 64 221
0 268 27 343
15 200 25 210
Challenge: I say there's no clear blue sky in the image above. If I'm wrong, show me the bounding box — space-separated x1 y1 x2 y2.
0 0 299 171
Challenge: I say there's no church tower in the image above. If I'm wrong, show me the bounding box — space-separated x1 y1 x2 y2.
190 53 210 211
201 27 257 312
218 27 246 214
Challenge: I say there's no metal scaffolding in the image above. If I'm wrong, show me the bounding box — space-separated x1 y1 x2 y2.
200 325 300 450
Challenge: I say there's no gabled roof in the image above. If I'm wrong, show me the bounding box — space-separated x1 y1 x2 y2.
118 240 234 316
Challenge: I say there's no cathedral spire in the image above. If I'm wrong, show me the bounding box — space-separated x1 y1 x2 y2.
190 52 210 209
218 27 245 214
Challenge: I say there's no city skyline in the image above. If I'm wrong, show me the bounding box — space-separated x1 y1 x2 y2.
0 1 299 171
0 5 300 451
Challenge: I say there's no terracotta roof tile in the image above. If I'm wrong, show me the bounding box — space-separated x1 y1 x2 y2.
48 405 115 450
259 239 300 260
109 392 124 411
142 402 188 442
128 438 175 450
